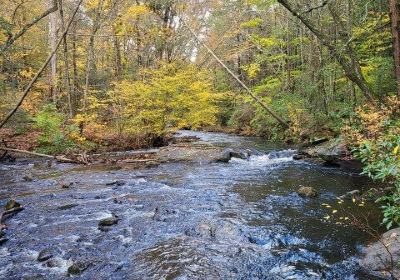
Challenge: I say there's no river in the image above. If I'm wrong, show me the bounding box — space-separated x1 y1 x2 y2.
0 131 383 279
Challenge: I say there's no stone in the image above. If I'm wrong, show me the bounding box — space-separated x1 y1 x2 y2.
145 161 159 168
98 216 120 231
5 199 21 210
106 180 126 186
297 186 318 198
67 261 90 276
58 204 79 210
61 183 73 189
230 150 250 160
153 208 178 222
338 189 361 200
215 149 234 163
293 154 304 160
23 175 33 182
37 249 54 262
185 220 245 242
360 228 400 279
302 140 363 170
45 259 61 268
0 237 8 245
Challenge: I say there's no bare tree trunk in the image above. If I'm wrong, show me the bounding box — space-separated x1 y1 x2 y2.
71 20 79 112
389 0 400 96
112 25 122 79
83 0 104 109
58 0 73 117
48 0 58 102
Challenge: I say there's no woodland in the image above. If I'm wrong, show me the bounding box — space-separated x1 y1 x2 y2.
1 0 400 244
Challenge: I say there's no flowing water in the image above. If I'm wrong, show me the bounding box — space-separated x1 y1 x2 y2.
0 131 384 279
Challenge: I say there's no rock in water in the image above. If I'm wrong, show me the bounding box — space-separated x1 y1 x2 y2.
5 199 21 210
360 228 400 279
215 149 234 163
37 249 54 262
68 261 90 276
297 186 318 198
23 175 33 182
98 216 120 231
153 207 178 222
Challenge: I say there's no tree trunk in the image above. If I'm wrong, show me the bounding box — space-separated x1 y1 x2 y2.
83 0 104 109
389 0 400 96
58 0 73 117
48 0 58 102
112 25 122 79
0 0 58 54
71 20 79 112
0 0 84 129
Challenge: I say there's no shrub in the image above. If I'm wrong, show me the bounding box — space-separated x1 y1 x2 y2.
344 98 400 229
34 104 75 154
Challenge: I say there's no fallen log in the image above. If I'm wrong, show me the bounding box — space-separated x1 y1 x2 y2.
0 147 87 164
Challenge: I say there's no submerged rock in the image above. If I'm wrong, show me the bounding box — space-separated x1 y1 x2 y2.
185 220 245 242
297 186 318 198
153 207 178 222
37 249 54 262
360 228 400 279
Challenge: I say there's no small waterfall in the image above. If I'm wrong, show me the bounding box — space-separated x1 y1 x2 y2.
230 149 296 166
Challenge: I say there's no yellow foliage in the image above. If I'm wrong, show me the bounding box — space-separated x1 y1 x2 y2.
82 62 219 137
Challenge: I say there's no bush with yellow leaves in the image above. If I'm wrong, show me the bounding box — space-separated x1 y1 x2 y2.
343 97 400 229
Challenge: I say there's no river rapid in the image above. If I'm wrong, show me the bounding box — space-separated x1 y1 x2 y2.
0 131 384 279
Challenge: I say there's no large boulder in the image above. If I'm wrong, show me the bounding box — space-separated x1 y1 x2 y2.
157 142 250 164
360 228 400 279
300 140 363 171
214 148 250 163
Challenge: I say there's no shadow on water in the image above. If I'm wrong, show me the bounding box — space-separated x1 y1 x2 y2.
0 130 384 279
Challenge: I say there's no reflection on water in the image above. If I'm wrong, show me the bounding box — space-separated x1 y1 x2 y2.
0 131 383 279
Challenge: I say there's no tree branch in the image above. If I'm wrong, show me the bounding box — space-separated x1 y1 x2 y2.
0 0 84 128
301 0 329 15
0 0 59 55
180 16 290 129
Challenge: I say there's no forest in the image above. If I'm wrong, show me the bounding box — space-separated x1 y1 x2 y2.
1 0 400 279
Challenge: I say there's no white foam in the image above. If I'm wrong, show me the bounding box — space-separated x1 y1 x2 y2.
230 149 296 167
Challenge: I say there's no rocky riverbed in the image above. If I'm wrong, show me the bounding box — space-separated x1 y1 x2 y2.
0 131 389 279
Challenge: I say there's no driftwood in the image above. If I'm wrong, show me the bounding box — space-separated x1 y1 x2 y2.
0 147 87 164
121 159 158 163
